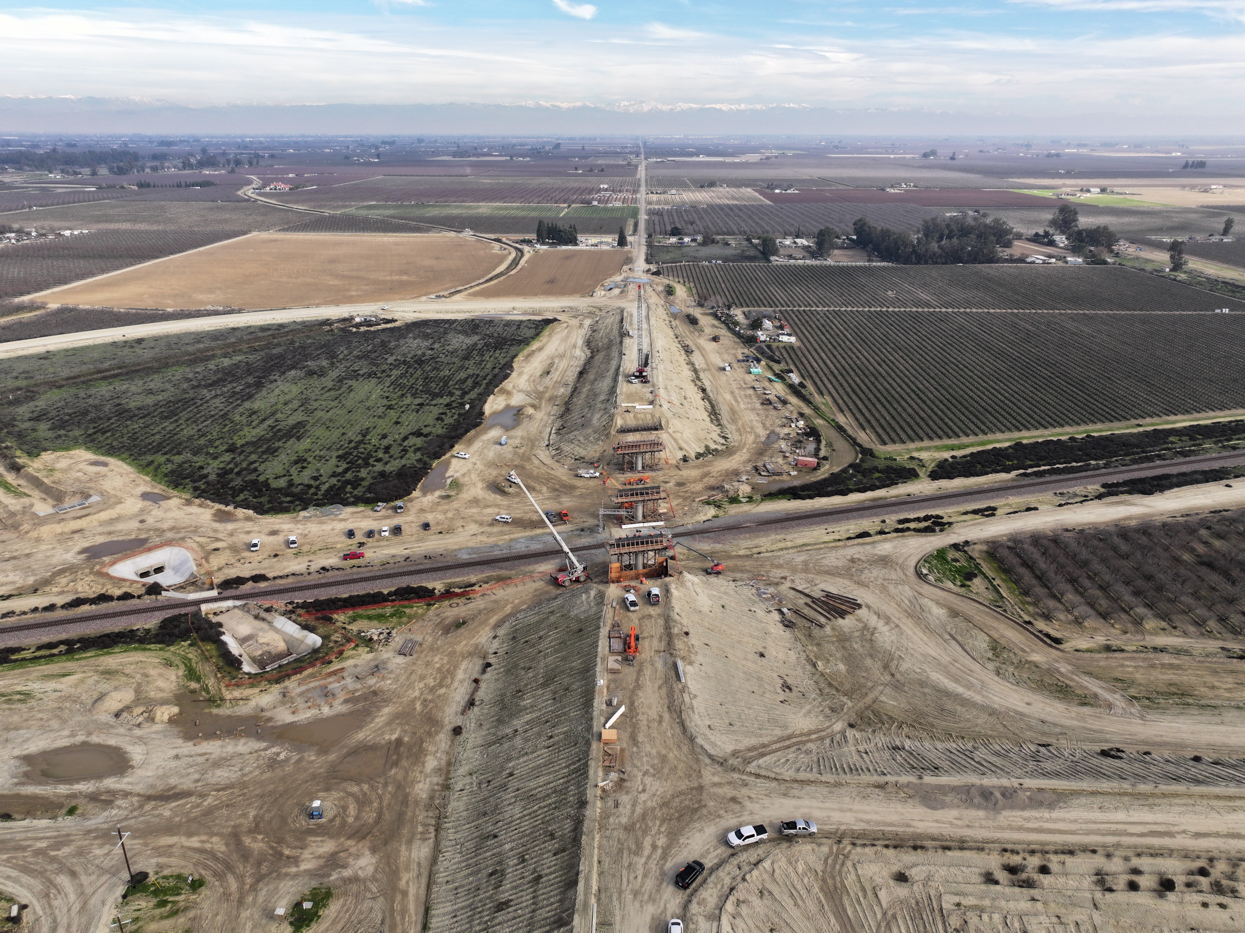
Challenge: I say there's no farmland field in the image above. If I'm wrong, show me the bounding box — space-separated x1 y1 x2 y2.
648 202 933 237
0 318 551 512
41 233 510 309
425 585 601 933
0 200 291 299
267 175 637 210
470 249 629 298
350 204 637 236
988 512 1245 642
662 263 1236 311
775 309 1245 444
754 187 1054 208
0 304 246 343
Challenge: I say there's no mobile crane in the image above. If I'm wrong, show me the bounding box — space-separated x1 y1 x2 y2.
512 472 590 586
673 540 724 574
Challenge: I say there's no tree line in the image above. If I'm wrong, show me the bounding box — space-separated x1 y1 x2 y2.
852 214 1014 264
930 419 1245 480
536 220 578 245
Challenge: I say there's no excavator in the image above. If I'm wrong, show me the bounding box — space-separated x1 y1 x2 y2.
512 472 590 586
625 625 639 663
673 541 724 574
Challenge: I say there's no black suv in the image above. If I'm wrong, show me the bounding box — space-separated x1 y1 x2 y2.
346 529 356 539
366 529 376 539
674 860 705 889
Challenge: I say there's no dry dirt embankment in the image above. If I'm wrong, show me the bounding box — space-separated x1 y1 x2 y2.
549 308 623 465
425 585 604 933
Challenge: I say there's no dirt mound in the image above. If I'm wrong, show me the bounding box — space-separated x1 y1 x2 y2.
549 308 622 465
90 688 135 715
903 781 1061 811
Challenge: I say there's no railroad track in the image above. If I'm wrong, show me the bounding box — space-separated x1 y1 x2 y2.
5 448 1245 645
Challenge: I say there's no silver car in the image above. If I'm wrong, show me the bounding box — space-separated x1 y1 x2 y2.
779 819 817 837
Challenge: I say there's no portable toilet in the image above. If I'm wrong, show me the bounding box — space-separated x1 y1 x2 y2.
500 435 508 446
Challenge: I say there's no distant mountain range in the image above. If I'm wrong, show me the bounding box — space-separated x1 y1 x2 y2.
0 96 1231 137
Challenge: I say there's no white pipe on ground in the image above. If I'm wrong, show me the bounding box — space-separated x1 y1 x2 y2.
604 706 625 729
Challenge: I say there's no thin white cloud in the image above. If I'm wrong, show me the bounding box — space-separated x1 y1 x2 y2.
645 22 713 40
552 0 597 20
1012 0 1245 15
376 0 433 7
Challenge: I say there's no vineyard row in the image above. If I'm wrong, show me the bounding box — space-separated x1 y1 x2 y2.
776 308 1245 444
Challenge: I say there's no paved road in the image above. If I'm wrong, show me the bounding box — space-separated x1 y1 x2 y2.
634 139 646 270
6 447 1244 647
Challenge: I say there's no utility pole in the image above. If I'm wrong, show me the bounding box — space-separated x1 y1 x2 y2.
113 827 135 883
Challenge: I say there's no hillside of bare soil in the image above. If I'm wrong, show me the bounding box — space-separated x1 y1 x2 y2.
549 308 623 466
425 585 604 933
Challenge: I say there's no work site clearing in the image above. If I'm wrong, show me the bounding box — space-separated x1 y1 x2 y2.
5 140 1245 933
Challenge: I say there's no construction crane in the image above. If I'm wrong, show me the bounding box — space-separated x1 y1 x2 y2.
512 472 589 586
673 540 724 574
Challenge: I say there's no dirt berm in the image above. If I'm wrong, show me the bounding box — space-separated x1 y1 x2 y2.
549 309 622 465
424 584 604 933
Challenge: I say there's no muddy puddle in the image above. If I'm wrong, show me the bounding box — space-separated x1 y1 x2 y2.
485 406 523 429
22 744 130 783
275 712 365 749
423 461 451 492
78 538 148 560
140 492 168 503
763 431 780 445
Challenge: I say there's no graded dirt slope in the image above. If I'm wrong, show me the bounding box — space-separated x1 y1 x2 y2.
425 585 603 933
470 249 629 298
39 233 509 309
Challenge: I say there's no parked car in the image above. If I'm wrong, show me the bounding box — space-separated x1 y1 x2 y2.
453 452 470 460
674 860 705 889
668 922 684 933
578 470 600 478
287 535 298 549
343 550 365 560
422 521 431 531
779 819 817 837
395 502 405 513
622 592 639 611
648 587 661 605
495 515 513 523
249 539 261 552
726 824 768 848
346 528 356 540
366 529 376 539
380 526 389 537
372 502 386 512
393 524 403 536
308 800 324 821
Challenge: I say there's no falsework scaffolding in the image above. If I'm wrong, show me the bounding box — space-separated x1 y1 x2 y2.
613 437 665 473
606 530 674 584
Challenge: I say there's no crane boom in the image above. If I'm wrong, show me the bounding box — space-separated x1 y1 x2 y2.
673 540 724 574
512 472 587 582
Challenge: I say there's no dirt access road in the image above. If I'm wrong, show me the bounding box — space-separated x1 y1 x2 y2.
591 481 1245 933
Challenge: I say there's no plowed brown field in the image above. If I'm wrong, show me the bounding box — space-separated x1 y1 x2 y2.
470 249 629 298
40 233 509 309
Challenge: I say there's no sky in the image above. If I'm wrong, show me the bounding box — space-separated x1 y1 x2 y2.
2 0 1244 130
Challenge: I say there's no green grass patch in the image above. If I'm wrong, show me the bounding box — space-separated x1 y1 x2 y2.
0 476 27 497
0 319 551 514
64 804 79 817
920 547 983 588
288 886 333 932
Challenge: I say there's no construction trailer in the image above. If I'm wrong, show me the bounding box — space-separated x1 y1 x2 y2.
613 437 665 473
607 530 674 583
